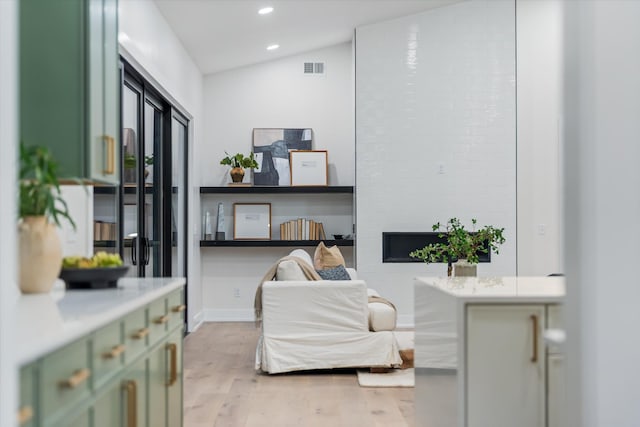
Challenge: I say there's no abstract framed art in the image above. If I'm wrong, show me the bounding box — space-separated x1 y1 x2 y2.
252 128 313 186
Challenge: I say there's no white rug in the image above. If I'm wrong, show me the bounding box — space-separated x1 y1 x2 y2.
357 368 415 387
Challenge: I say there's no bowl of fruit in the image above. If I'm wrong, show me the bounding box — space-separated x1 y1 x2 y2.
59 252 129 290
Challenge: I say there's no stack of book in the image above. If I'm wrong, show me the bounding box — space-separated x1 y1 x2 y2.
94 221 117 240
280 218 326 241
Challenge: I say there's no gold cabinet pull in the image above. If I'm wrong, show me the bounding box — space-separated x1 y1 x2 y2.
171 304 186 313
530 314 539 363
123 380 137 427
59 368 91 389
154 315 169 325
103 135 116 175
103 344 126 359
17 406 34 425
166 343 177 386
131 327 149 340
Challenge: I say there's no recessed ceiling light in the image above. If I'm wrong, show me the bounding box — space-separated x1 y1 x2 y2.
258 7 274 15
266 44 279 51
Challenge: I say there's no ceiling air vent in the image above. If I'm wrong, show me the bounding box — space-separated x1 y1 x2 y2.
303 62 325 74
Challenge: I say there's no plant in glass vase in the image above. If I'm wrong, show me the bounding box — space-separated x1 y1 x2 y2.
409 218 505 277
220 151 259 184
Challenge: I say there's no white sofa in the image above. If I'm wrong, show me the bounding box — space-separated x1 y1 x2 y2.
255 249 402 374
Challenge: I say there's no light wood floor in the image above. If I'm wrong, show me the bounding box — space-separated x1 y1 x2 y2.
183 322 414 427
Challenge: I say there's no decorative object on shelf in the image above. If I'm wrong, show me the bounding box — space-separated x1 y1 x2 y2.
220 151 259 183
203 211 213 240
233 203 271 240
290 150 328 186
252 128 313 186
279 218 326 240
215 202 225 240
18 143 76 293
409 218 505 277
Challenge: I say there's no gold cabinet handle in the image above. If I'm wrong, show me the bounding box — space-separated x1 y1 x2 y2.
154 315 169 325
17 406 34 425
59 368 91 389
166 343 177 386
131 328 149 340
171 304 186 313
103 344 126 359
103 135 116 175
123 380 137 427
530 314 539 363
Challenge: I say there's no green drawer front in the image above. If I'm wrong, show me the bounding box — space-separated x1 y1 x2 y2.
167 289 185 332
40 338 90 424
92 321 124 388
19 364 36 427
124 307 148 364
148 298 168 347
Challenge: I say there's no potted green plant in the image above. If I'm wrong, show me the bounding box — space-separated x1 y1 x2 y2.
409 218 505 277
220 151 259 183
18 143 76 293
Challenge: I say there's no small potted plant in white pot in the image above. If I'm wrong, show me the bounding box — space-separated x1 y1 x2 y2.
18 143 75 293
409 218 505 277
220 151 259 183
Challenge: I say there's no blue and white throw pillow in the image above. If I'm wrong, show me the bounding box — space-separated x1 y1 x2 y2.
316 265 351 280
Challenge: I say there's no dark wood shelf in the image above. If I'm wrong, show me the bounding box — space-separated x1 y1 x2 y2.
200 186 353 194
95 185 178 195
200 239 354 248
93 240 117 248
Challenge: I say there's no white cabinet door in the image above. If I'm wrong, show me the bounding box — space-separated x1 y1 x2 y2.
466 305 546 427
547 353 566 427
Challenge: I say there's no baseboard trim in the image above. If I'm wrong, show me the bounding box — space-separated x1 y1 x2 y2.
188 311 204 332
396 314 415 329
203 309 255 322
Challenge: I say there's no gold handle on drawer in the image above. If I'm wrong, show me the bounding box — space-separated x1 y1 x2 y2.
103 344 126 359
17 406 34 425
103 135 116 175
166 343 177 387
123 380 137 427
530 314 539 363
132 327 149 340
59 368 91 389
171 304 186 313
154 315 169 325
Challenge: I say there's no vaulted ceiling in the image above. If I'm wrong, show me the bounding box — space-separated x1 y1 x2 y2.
153 0 463 75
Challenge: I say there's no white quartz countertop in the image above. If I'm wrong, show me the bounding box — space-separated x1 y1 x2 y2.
415 276 565 304
15 277 185 366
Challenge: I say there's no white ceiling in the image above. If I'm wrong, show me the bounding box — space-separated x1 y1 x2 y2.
153 0 462 75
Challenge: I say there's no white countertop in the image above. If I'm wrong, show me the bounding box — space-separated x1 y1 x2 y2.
15 277 185 366
415 276 565 304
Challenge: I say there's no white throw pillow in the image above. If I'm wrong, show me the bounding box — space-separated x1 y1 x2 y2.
288 249 314 269
276 260 308 281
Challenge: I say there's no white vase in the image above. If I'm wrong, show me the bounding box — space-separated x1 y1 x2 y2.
18 216 62 293
454 259 477 277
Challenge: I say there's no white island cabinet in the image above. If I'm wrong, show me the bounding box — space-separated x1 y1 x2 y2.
14 277 185 427
415 276 565 427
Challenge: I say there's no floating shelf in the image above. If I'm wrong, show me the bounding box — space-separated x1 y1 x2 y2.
93 240 117 248
200 186 353 194
200 239 354 248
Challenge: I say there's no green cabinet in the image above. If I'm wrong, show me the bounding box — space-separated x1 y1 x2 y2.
18 288 184 427
20 0 120 184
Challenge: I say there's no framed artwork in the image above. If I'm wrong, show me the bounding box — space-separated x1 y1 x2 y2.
252 128 313 186
233 203 271 240
290 150 328 186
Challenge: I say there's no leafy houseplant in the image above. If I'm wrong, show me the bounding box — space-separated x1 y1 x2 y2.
19 143 76 293
220 151 259 183
409 218 505 276
19 143 75 228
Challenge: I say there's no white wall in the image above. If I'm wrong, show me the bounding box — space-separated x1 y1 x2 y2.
119 0 204 331
564 2 640 426
200 43 354 321
202 42 354 186
516 0 563 276
355 0 517 323
0 1 18 424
